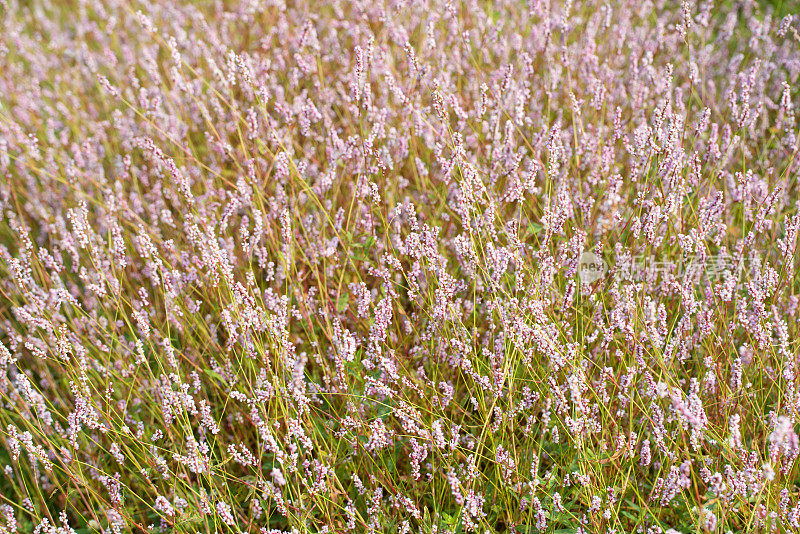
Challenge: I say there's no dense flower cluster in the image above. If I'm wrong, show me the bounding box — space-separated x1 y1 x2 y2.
0 0 799 532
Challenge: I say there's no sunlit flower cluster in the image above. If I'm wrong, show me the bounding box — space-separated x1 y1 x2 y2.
0 0 799 533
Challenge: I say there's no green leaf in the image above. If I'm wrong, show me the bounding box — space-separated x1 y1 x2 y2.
336 292 349 312
363 235 376 253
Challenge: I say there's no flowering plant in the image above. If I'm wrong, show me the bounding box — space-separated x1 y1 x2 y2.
0 1 798 533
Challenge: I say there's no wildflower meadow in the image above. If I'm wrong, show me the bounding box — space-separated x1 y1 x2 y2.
0 0 799 532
